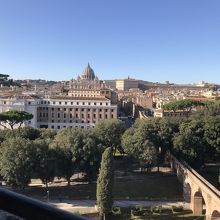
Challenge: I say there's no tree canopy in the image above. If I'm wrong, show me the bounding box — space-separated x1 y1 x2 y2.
162 99 206 113
0 110 33 129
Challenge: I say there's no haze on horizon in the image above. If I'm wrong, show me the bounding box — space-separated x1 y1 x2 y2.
0 0 220 84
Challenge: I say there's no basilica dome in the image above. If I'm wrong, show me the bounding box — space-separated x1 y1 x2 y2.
81 63 95 80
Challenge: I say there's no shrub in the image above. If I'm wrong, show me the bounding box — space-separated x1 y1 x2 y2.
160 207 173 214
151 205 162 214
131 206 151 217
172 205 184 213
112 207 122 216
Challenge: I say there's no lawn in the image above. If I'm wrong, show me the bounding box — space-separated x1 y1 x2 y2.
16 171 182 200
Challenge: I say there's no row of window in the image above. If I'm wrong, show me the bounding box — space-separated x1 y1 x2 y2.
51 125 93 129
2 100 110 106
39 112 115 119
50 108 115 112
37 101 109 106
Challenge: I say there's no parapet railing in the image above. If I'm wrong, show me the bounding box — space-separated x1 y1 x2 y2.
0 187 88 220
170 154 220 199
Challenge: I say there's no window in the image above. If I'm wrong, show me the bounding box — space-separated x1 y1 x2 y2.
106 103 108 106
105 114 108 119
82 102 85 105
71 102 73 105
82 114 84 118
58 108 60 111
70 120 72 123
99 114 102 118
76 113 78 118
59 102 61 105
44 101 47 104
41 101 43 104
94 114 96 118
70 113 72 118
57 126 60 129
53 101 55 104
64 108 66 111
28 121 31 124
94 102 96 105
48 101 50 104
76 108 78 111
82 108 84 111
77 102 79 105
105 109 108 112
88 102 91 105
65 102 67 105
111 114 114 118
70 108 72 111
111 109 114 112
58 113 60 118
52 113 54 118
52 120 54 123
99 109 102 112
3 101 6 104
100 102 102 106
28 101 31 105
64 113 66 118
88 114 90 118
52 108 54 111
51 125 54 129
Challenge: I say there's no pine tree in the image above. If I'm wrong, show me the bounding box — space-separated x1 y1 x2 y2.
96 147 114 220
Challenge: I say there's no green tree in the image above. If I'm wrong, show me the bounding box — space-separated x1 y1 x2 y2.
51 127 83 182
96 147 114 220
33 139 56 187
79 129 102 182
204 115 220 158
173 120 209 168
39 128 57 141
53 147 74 186
162 99 206 117
94 119 126 154
51 127 102 183
0 110 33 129
0 137 35 189
13 127 40 140
122 118 179 171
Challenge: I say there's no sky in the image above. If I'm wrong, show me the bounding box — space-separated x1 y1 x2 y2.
0 0 220 84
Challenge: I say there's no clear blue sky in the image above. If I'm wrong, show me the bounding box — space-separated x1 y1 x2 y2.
0 0 220 84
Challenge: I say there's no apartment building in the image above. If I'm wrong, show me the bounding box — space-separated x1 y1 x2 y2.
37 96 117 129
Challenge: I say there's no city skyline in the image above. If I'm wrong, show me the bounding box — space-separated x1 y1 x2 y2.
1 0 220 84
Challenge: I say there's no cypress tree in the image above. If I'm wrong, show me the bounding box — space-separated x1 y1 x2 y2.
96 147 114 220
